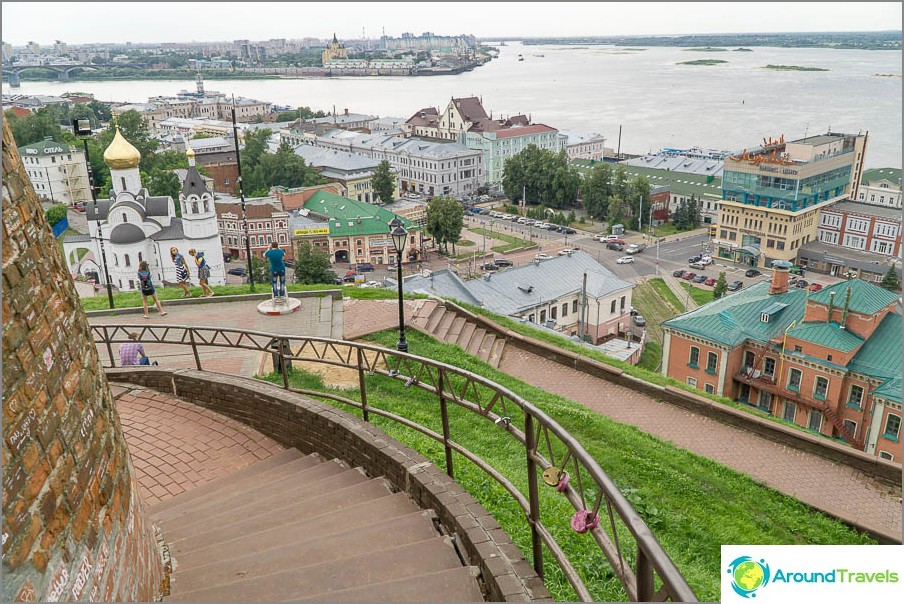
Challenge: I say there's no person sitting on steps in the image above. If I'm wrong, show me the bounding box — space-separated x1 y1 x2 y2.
119 332 159 366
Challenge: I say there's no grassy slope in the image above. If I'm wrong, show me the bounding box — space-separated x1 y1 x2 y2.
259 329 874 602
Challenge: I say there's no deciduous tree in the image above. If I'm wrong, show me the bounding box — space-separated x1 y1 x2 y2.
371 160 395 204
294 242 335 284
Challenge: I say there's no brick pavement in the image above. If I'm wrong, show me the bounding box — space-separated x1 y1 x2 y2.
113 386 284 507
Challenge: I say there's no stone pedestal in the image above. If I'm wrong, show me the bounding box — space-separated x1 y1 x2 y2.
257 296 301 316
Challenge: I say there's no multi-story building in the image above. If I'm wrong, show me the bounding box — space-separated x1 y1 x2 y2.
405 97 563 186
314 129 483 197
561 131 611 161
662 263 902 462
292 145 397 203
715 132 868 268
216 200 292 262
855 167 901 209
113 95 271 131
18 138 91 204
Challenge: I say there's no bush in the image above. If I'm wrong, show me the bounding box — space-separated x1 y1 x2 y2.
45 203 68 226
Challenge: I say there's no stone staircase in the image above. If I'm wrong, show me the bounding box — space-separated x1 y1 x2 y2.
409 299 506 368
154 448 484 602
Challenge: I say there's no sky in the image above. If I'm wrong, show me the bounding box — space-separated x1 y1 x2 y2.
2 2 902 46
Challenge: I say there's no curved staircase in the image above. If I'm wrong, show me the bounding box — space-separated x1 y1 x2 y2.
154 449 484 602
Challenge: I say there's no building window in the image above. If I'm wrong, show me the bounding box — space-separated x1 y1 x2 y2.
540 310 547 323
787 368 802 391
610 300 616 313
687 377 697 387
688 346 700 368
758 390 772 410
763 357 776 377
620 296 625 311
551 306 557 320
793 345 802 353
124 254 131 267
813 376 829 400
782 401 796 423
122 212 128 223
138 252 143 263
842 419 858 439
562 303 568 317
883 414 901 442
704 383 715 394
807 410 823 432
706 352 718 374
879 451 894 461
847 385 864 408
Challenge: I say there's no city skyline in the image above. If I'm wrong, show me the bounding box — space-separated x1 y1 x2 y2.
2 2 902 46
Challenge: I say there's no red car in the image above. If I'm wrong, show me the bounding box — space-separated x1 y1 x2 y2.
809 283 824 291
683 272 697 280
704 277 717 286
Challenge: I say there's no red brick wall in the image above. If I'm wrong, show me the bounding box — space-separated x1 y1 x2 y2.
2 122 164 601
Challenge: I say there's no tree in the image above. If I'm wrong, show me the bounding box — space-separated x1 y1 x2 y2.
246 141 326 196
581 162 613 220
294 242 335 284
879 265 901 291
5 108 62 146
426 196 463 254
88 100 112 122
713 271 728 299
45 204 68 226
607 195 624 227
249 255 270 285
145 169 181 201
371 160 395 204
97 109 158 172
501 144 580 209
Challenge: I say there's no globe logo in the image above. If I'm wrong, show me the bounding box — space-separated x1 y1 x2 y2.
727 556 771 598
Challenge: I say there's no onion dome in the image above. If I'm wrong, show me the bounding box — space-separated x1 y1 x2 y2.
103 128 141 169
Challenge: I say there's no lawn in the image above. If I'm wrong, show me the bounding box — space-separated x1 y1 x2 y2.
258 329 875 602
630 278 685 357
650 223 699 238
680 282 716 306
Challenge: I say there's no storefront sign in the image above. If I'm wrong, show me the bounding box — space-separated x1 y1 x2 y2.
293 227 330 237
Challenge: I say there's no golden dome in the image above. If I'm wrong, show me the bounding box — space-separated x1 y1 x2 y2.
103 127 141 170
185 141 195 158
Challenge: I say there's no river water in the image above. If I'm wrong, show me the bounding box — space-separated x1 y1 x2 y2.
5 42 901 168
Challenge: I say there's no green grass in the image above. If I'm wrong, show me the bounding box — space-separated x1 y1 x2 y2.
677 59 727 66
680 282 715 306
631 278 684 346
763 65 829 72
648 278 685 311
79 282 411 311
258 329 875 602
469 227 529 246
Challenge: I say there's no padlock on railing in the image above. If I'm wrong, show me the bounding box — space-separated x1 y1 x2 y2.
570 510 599 534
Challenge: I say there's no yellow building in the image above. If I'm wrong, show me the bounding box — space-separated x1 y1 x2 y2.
716 132 868 268
321 33 348 64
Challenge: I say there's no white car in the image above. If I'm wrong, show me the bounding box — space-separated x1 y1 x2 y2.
558 248 578 256
359 280 383 288
535 253 553 261
616 256 635 264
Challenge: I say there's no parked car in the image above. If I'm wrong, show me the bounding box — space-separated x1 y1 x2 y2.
697 256 713 266
629 307 638 316
632 315 646 327
745 269 762 277
683 272 697 280
704 277 717 286
482 262 499 271
494 258 514 267
794 280 809 288
72 202 86 212
342 274 358 283
359 280 383 288
606 242 625 251
616 256 635 264
605 235 620 242
355 263 375 272
692 274 708 283
563 227 577 235
727 280 744 291
688 255 702 264
227 267 246 277
558 248 578 256
535 253 553 260
672 269 686 278
809 283 824 291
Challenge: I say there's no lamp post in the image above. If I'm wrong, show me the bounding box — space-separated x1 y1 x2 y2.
72 118 115 309
389 217 409 352
231 96 255 290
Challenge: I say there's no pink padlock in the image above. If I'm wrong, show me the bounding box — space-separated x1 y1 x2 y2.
555 471 570 493
570 510 600 534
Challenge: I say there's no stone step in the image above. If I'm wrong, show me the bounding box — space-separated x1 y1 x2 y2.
455 322 476 349
295 567 484 602
154 456 335 526
425 305 447 332
433 311 457 340
477 333 496 363
150 449 308 518
170 511 440 594
167 479 396 555
164 466 369 540
466 327 486 357
168 537 466 602
488 337 506 368
443 316 467 344
409 299 438 328
169 491 418 570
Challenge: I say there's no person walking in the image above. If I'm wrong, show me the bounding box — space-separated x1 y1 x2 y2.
119 332 157 366
188 248 215 297
137 261 167 319
171 247 192 297
264 241 287 300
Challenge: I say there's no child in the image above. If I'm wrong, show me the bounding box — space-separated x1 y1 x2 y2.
188 248 215 297
170 247 192 297
137 261 167 319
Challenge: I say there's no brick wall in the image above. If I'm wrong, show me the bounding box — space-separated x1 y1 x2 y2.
2 122 164 601
107 367 552 602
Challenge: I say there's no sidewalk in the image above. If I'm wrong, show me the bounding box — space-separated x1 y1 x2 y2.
661 273 699 311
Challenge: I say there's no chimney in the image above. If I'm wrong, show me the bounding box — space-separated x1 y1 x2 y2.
344 108 349 115
840 286 852 330
769 260 792 295
826 292 835 323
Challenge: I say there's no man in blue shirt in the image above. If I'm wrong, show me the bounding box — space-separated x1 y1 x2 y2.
264 241 287 299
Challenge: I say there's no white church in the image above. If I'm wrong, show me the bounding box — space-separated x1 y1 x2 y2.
63 129 226 292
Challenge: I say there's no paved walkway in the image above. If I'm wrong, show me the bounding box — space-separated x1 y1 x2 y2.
111 384 284 507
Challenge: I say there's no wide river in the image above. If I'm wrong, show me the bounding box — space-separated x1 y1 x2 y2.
6 42 902 168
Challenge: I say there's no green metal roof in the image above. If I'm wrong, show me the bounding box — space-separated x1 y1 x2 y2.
18 139 73 157
786 321 864 353
848 312 902 381
572 160 723 199
662 281 807 347
861 167 901 186
807 279 900 316
302 191 419 237
873 376 901 403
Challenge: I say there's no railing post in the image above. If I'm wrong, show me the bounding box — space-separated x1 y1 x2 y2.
188 328 202 371
437 370 454 478
103 326 115 368
279 338 290 389
356 346 369 422
524 412 544 579
636 547 655 602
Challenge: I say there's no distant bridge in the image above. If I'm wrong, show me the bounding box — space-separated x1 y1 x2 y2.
2 62 149 86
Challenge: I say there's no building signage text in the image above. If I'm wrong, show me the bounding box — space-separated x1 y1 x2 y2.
293 227 330 237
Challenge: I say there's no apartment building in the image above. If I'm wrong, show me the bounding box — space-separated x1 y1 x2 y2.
18 138 91 204
855 167 901 209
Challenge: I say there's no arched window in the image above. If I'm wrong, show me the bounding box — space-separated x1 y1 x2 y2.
138 252 143 263
113 253 118 266
122 212 128 223
203 199 209 212
192 201 199 214
124 254 131 267
121 177 127 190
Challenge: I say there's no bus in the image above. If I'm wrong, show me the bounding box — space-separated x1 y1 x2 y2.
709 225 718 237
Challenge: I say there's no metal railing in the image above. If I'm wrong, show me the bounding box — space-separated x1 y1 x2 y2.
93 324 698 603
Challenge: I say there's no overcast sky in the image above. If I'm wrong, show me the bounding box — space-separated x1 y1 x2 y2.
2 2 901 46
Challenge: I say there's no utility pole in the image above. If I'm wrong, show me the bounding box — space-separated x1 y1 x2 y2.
656 235 660 277
231 96 255 290
579 271 588 342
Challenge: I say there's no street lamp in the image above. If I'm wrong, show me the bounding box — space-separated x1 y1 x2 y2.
389 217 409 352
72 118 115 309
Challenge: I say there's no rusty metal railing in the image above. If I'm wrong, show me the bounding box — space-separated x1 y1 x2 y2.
93 324 698 602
